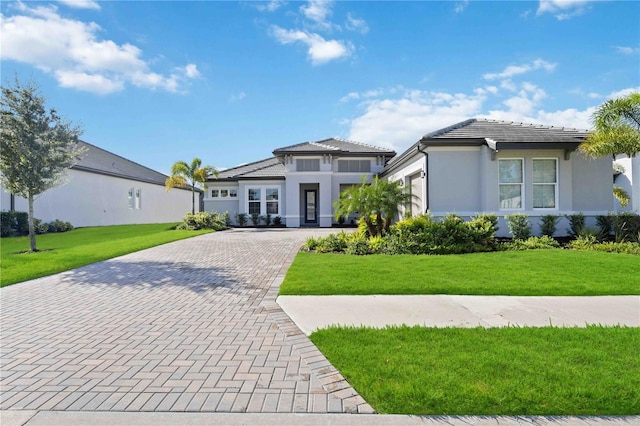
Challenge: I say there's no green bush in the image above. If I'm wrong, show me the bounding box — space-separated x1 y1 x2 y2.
264 213 272 226
315 232 350 253
344 234 374 255
596 214 613 239
273 216 282 226
505 235 560 251
506 213 531 240
235 212 248 227
539 215 558 237
47 219 74 233
176 211 228 231
612 212 640 243
566 212 585 237
250 212 261 226
570 235 640 255
0 211 31 237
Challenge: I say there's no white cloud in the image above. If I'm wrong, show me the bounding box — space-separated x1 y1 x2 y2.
300 0 333 25
536 0 592 20
454 1 469 14
255 1 285 12
345 13 369 34
0 4 199 94
230 91 246 102
270 25 352 65
607 87 640 100
483 59 556 80
614 46 640 55
57 0 100 10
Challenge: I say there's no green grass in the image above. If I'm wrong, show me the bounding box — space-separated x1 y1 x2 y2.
310 325 640 415
280 251 640 296
1 223 213 287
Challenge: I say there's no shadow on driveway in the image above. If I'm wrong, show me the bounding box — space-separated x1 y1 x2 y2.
59 260 242 294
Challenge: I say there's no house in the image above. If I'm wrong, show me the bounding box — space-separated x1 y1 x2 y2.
204 138 396 227
1 141 196 228
381 118 614 236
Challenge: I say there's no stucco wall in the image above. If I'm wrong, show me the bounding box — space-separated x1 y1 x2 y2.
613 154 639 212
1 169 195 227
571 152 613 212
429 147 482 213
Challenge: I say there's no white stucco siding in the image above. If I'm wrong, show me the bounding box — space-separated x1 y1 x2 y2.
283 173 332 227
203 183 240 220
237 180 286 221
384 156 426 216
1 169 194 227
428 148 482 213
613 155 639 212
571 153 613 212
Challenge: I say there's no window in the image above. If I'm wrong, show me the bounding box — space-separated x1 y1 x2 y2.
266 188 279 215
533 159 557 209
296 159 320 171
499 159 523 209
212 188 238 198
135 189 142 209
248 188 261 214
338 160 371 173
128 188 134 209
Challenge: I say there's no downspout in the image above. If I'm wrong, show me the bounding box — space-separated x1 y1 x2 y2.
417 144 429 213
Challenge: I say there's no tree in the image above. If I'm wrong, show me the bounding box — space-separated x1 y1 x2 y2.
333 175 413 237
579 92 640 207
0 77 85 252
579 92 640 158
165 158 218 214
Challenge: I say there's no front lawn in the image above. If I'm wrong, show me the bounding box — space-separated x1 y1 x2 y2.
1 223 213 287
310 325 640 415
280 251 640 296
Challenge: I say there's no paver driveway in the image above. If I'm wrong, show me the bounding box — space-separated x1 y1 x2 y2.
1 228 372 414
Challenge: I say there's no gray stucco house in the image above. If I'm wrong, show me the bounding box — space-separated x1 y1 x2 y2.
204 138 395 227
205 119 614 236
382 118 614 236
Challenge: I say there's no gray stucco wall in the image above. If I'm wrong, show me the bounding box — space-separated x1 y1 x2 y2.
428 149 482 212
571 153 613 212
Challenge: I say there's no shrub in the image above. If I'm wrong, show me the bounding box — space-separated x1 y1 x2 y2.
596 214 613 240
1 211 15 237
303 236 320 251
566 213 585 238
250 212 261 226
505 235 560 251
570 235 640 255
344 233 373 256
33 218 50 234
273 216 282 226
47 219 74 233
568 234 597 250
612 212 640 243
235 212 248 227
472 213 499 234
315 232 349 253
264 213 272 226
506 213 531 240
222 211 232 227
176 211 227 231
468 213 498 250
539 215 558 237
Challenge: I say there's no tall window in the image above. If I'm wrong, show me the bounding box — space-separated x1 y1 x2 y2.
338 160 371 173
499 159 523 209
248 189 261 214
135 189 142 209
296 159 320 171
266 188 279 214
128 188 135 209
533 159 557 209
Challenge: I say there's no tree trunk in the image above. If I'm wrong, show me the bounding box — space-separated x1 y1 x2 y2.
28 193 38 252
191 186 195 215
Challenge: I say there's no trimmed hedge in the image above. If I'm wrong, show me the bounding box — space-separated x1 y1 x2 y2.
1 211 72 237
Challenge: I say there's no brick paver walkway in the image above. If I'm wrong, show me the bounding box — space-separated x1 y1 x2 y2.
1 228 373 414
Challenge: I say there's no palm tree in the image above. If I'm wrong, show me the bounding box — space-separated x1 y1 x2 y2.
166 158 218 214
579 92 640 207
580 92 640 158
333 175 413 237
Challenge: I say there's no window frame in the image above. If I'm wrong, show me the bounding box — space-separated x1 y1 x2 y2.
128 187 135 209
246 186 280 215
211 187 239 199
135 188 142 210
296 158 320 172
498 158 524 211
532 157 558 210
337 159 371 173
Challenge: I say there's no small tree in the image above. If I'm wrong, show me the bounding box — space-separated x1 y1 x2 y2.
333 175 413 237
0 77 85 252
166 158 218 214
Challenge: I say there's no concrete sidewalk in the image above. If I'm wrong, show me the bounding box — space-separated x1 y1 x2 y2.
277 295 640 335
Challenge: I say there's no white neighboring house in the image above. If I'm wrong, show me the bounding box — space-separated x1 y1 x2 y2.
381 119 614 237
614 154 640 212
0 141 197 227
204 138 396 227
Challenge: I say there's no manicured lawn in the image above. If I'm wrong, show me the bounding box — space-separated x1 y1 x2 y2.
310 325 640 415
1 224 213 287
280 251 640 296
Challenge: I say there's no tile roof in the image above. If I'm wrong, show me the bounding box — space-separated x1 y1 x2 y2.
72 141 170 186
273 138 395 156
422 118 589 144
214 157 285 180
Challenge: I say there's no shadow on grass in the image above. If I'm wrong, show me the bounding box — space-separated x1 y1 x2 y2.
59 259 242 294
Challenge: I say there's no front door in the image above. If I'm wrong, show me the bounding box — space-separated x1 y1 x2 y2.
304 190 317 224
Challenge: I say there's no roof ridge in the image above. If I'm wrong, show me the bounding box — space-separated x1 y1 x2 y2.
421 118 477 139
475 118 589 132
323 137 394 152
220 157 276 173
309 141 340 150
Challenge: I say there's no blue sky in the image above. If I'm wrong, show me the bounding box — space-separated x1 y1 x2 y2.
2 0 639 174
